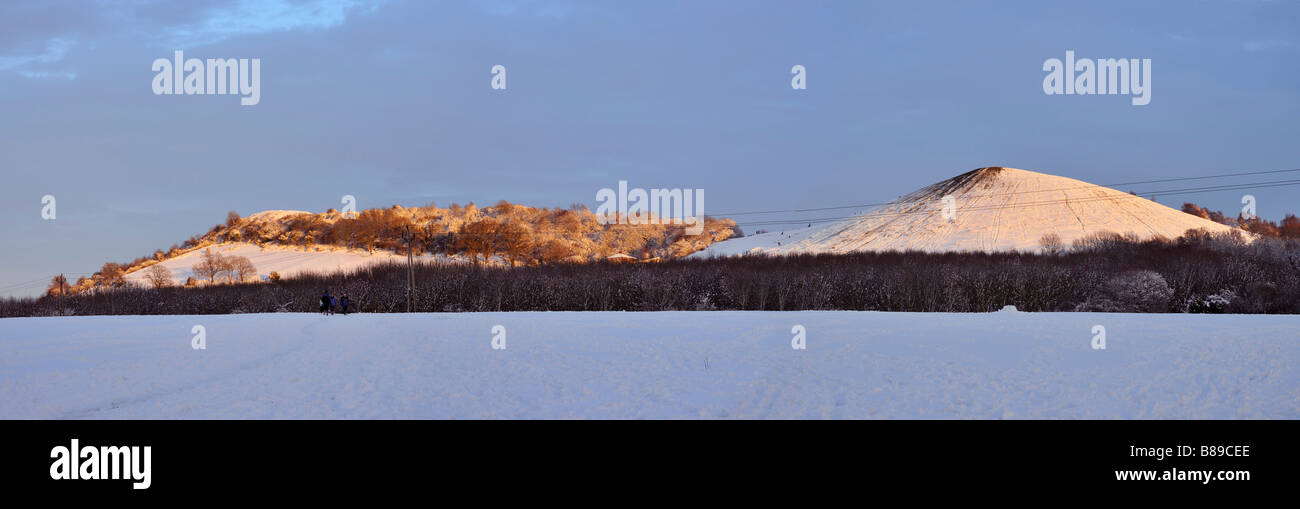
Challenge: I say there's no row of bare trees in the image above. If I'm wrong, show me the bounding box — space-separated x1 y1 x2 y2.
192 249 258 284
43 249 259 297
9 229 1298 317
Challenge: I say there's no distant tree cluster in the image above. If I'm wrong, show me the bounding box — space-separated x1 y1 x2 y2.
8 228 1297 317
1181 202 1300 239
220 201 736 265
47 247 257 299
192 248 258 284
54 211 245 296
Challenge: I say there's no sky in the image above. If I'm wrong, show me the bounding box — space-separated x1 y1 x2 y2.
1 0 1297 297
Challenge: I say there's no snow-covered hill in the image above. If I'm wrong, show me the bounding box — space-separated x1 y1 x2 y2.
123 243 457 286
1 311 1295 419
695 167 1240 257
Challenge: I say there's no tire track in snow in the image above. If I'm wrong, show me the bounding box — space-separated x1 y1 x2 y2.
57 316 328 418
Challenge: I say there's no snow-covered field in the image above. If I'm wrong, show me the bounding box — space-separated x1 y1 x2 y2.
0 311 1295 419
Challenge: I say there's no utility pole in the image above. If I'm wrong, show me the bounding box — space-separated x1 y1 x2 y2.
403 225 414 312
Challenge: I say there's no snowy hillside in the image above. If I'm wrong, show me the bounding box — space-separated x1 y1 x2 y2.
1 311 1295 419
695 167 1241 257
122 243 456 286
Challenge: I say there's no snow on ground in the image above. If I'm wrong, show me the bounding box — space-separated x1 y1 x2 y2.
694 167 1239 257
123 243 456 285
1 311 1295 419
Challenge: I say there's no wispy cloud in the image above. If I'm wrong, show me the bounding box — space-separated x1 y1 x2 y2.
0 0 383 78
1243 39 1294 52
481 0 576 20
162 0 384 47
0 38 76 77
17 69 77 80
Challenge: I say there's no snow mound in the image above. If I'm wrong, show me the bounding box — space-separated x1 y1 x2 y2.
694 167 1240 257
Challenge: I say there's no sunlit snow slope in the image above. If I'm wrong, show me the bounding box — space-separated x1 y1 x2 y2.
122 243 445 285
695 167 1239 256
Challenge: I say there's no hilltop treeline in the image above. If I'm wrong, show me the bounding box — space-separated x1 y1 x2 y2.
222 202 735 261
55 202 738 296
7 228 1298 317
1181 202 1300 239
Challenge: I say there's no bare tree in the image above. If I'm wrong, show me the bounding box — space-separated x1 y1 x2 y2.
498 221 534 267
216 255 236 283
144 264 173 288
1039 233 1064 255
458 219 501 265
231 256 258 282
193 249 220 283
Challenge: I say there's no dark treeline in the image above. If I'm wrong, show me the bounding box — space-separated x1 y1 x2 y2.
4 231 1298 317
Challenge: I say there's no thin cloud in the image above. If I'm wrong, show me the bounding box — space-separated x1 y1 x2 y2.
162 0 384 47
0 37 75 74
1243 39 1294 52
481 0 576 20
17 69 77 80
0 0 383 78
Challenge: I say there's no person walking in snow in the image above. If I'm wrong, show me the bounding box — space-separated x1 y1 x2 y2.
340 293 351 315
320 290 331 315
329 295 337 315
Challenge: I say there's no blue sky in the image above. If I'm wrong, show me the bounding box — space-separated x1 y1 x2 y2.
1 0 1297 296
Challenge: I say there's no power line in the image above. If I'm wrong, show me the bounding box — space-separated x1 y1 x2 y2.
0 277 58 292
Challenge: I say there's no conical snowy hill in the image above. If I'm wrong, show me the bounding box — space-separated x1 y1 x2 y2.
694 167 1240 256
